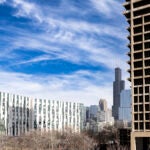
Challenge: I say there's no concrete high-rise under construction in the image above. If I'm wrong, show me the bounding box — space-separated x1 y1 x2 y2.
112 68 125 120
124 0 150 149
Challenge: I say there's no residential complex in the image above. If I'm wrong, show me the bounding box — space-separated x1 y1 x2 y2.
112 67 125 120
0 91 85 136
124 0 150 149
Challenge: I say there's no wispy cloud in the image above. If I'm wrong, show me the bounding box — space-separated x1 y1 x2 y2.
4 0 126 39
0 0 6 4
12 0 43 22
17 55 56 65
90 0 123 17
0 0 129 106
0 21 127 69
0 69 113 107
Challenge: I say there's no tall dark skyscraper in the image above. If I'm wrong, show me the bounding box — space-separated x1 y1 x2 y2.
112 67 125 120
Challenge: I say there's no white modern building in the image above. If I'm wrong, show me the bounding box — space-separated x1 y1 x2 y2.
0 91 85 136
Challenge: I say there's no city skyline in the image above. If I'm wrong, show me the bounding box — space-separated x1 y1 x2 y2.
0 0 129 107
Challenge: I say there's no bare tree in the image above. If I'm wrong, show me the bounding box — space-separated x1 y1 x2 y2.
0 120 6 150
2 128 96 150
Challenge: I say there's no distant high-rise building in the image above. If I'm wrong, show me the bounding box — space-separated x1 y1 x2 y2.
106 109 114 124
99 99 107 111
89 105 99 119
85 107 90 122
98 99 114 123
98 100 107 122
119 89 131 122
112 68 125 120
124 0 150 149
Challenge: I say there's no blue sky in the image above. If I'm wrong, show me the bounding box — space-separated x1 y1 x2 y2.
0 0 129 107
